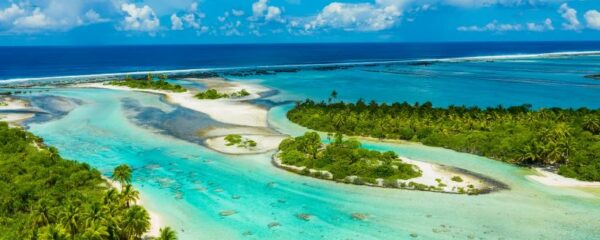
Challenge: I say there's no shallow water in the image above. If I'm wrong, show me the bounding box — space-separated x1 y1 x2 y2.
231 55 600 109
23 55 600 240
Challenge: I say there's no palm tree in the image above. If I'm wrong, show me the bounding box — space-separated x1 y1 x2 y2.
58 203 80 238
157 227 178 240
81 222 109 240
583 115 600 134
84 202 107 228
121 205 150 239
121 184 140 208
104 188 120 205
30 200 53 227
39 224 70 240
112 164 132 188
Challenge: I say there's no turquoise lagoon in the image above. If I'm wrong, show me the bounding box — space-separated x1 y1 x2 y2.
21 56 600 239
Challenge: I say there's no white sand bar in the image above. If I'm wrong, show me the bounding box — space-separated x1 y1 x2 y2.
74 78 269 127
528 168 600 187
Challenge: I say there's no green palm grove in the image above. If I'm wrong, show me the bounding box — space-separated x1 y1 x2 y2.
287 99 600 181
0 122 176 240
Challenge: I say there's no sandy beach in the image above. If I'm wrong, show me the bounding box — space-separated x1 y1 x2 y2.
528 168 600 187
74 78 269 127
205 134 288 155
272 152 497 194
103 177 165 237
0 97 36 125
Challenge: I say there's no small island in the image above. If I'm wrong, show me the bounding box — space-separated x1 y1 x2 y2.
287 98 600 182
107 73 187 93
275 132 490 194
224 134 257 148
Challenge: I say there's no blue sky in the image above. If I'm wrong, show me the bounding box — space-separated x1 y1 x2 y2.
0 0 599 45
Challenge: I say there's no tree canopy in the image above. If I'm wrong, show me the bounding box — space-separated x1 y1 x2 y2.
108 74 186 93
287 99 600 181
278 132 421 184
0 122 173 239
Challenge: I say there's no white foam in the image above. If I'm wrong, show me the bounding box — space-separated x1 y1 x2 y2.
2 50 599 85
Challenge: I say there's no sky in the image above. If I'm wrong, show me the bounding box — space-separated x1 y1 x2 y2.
0 0 599 45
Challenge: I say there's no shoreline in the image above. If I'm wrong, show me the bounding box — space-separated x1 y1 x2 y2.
204 134 288 155
73 78 269 128
103 177 165 238
0 96 37 126
528 168 600 187
271 152 503 195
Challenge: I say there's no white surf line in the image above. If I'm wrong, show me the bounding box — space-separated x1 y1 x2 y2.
2 50 599 84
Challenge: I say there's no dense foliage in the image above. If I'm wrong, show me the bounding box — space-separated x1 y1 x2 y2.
224 134 257 148
278 132 421 183
108 74 186 93
287 99 600 181
195 89 250 100
0 122 172 239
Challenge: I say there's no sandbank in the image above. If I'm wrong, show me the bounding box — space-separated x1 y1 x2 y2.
528 168 600 187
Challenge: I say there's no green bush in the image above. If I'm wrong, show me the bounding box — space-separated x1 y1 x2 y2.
278 132 421 182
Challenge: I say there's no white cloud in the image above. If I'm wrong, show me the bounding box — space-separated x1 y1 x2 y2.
251 0 283 22
526 18 553 32
0 3 26 22
558 3 580 30
252 0 268 17
232 9 245 17
0 1 107 33
171 14 183 30
84 9 109 24
301 0 407 32
442 0 551 8
120 3 160 33
457 20 522 32
218 12 229 22
13 8 51 29
168 2 205 32
584 10 600 30
265 6 282 21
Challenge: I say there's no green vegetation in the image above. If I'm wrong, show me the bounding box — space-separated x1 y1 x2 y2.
108 73 186 93
0 102 7 107
195 89 228 99
224 134 257 148
195 89 250 100
157 227 177 240
278 132 421 184
287 99 600 181
0 122 174 239
451 176 464 182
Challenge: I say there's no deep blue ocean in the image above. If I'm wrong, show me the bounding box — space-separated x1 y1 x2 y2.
2 41 600 80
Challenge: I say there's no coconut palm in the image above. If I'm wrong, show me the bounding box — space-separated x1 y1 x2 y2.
39 224 70 240
84 202 107 228
81 222 109 240
112 164 132 188
583 115 600 134
58 203 81 237
104 188 120 205
157 227 178 240
121 184 140 208
121 205 150 239
30 200 53 227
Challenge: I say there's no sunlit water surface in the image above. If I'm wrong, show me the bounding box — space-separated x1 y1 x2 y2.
24 56 600 240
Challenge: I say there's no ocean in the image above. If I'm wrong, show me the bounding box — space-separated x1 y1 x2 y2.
2 41 600 80
4 42 600 239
